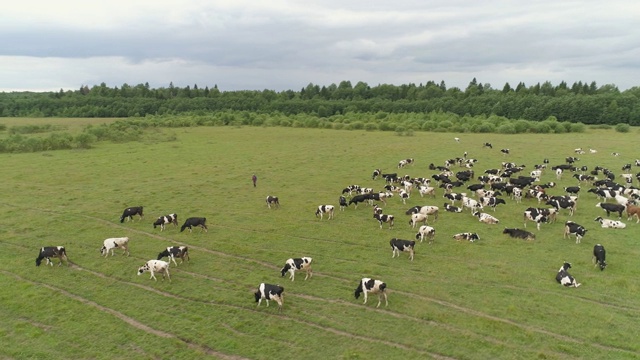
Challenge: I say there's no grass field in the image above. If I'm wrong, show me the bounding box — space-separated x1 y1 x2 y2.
1 123 639 359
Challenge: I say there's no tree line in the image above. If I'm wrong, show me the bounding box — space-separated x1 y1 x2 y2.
1 79 639 125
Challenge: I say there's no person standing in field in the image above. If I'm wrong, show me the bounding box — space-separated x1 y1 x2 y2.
252 174 257 187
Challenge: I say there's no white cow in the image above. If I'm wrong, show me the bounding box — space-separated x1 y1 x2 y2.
415 225 436 244
409 213 428 228
100 237 130 258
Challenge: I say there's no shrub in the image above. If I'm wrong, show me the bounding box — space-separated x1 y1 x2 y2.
615 123 630 133
364 122 378 131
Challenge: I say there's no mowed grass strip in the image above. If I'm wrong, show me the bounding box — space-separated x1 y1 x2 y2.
1 125 640 359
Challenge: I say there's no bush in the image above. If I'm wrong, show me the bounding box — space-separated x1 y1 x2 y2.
497 123 516 134
570 123 586 133
364 122 378 131
615 123 630 133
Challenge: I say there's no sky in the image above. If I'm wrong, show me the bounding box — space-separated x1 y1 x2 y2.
1 0 639 93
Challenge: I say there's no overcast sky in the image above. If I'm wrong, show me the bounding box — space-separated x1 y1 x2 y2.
2 0 639 93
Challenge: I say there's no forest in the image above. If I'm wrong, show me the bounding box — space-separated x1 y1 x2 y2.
1 79 640 125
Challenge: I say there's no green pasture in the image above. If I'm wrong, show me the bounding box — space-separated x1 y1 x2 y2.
1 124 639 359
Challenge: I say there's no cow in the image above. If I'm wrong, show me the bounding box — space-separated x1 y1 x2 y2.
280 257 313 281
157 246 190 266
502 228 535 241
35 246 69 267
574 148 584 154
354 278 388 307
480 196 506 211
339 196 348 211
501 148 510 155
418 186 436 198
315 205 335 220
398 189 410 204
415 225 436 244
390 238 415 261
266 196 280 209
473 211 499 224
453 232 480 242
462 196 483 212
523 208 549 230
588 188 619 201
556 262 580 287
100 237 130 257
564 221 587 244
443 203 463 213
374 213 394 229
398 158 414 168
137 260 170 282
593 244 607 271
444 192 466 205
467 183 485 193
594 216 626 229
180 217 208 232
595 202 625 218
626 203 640 223
255 283 284 311
120 206 143 223
372 168 381 180
348 194 368 209
546 198 576 216
409 213 428 228
564 186 581 197
405 205 439 220
612 152 620 156
153 213 178 231
483 142 493 149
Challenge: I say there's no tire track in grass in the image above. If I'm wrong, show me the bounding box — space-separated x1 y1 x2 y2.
1 270 248 360
4 205 640 356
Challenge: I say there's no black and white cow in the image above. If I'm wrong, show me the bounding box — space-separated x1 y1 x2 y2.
153 213 178 231
595 202 625 218
523 208 549 230
266 196 280 209
374 213 394 229
255 283 284 311
502 228 535 241
409 213 428 228
546 198 576 216
137 260 170 282
594 216 626 229
339 196 348 211
588 188 619 201
501 148 510 155
444 192 466 205
354 278 388 307
397 158 414 168
35 246 68 267
120 206 143 223
398 189 410 204
405 205 439 220
556 262 580 287
415 225 436 244
473 211 500 224
480 196 506 211
443 203 463 213
157 246 190 266
315 205 335 220
180 217 208 232
564 221 587 244
593 244 607 271
452 232 480 242
280 257 313 281
372 168 381 180
483 142 493 149
100 237 130 257
390 238 415 261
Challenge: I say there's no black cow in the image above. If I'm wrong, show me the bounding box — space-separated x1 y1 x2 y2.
596 202 625 218
153 213 178 231
348 194 368 208
467 183 485 192
389 238 415 261
120 206 143 223
593 244 607 271
36 246 69 267
157 246 190 266
556 262 580 287
180 217 208 232
564 221 587 244
564 186 581 196
255 283 284 311
502 228 535 241
354 278 388 307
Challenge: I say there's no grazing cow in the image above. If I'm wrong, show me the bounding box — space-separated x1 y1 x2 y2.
35 246 68 267
382 173 398 183
157 246 190 266
280 257 313 281
588 188 619 201
556 262 580 287
626 203 640 223
612 152 620 156
462 196 483 212
120 206 143 223
593 244 607 271
372 168 381 180
315 205 335 220
528 189 549 204
546 198 576 216
415 225 436 244
255 283 285 311
339 196 348 211
480 196 506 211
398 158 414 168
564 186 581 197
453 232 480 242
266 196 280 209
348 194 368 208
444 192 466 205
443 203 463 213
180 217 208 232
502 228 535 241
405 205 439 220
483 142 493 149
467 183 485 193
418 186 436 198
594 216 626 229
595 202 625 218
153 213 178 231
398 189 410 204
372 204 383 215
555 168 563 179
523 208 549 230
100 237 130 257
390 238 415 261
501 148 510 155
564 221 587 244
374 213 394 229
454 137 460 142
473 211 499 224
409 213 428 228
622 163 632 171
137 260 170 282
354 278 388 307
